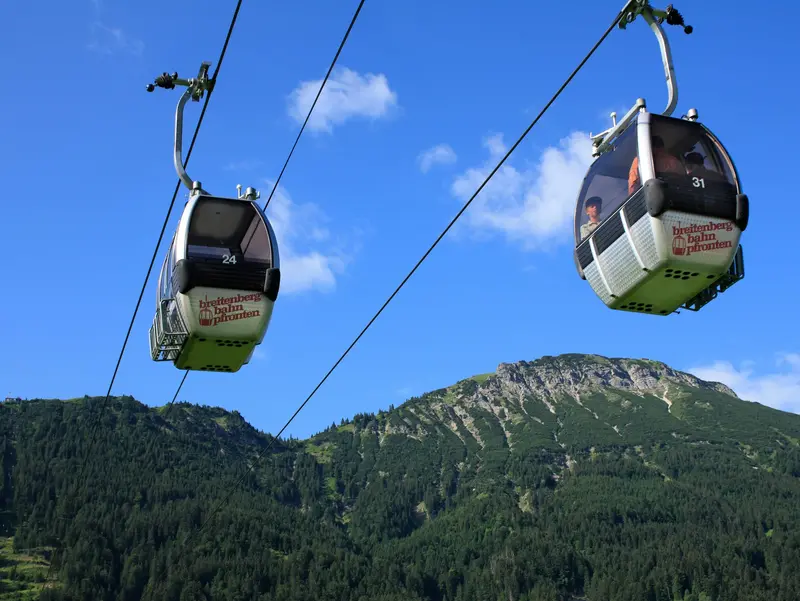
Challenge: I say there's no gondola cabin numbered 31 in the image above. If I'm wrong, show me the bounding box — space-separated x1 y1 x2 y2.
573 1 748 316
574 110 747 315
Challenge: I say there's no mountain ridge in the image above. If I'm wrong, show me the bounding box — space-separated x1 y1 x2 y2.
353 354 752 457
2 352 799 601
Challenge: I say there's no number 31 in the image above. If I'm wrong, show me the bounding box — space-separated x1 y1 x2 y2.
222 254 237 264
692 176 705 188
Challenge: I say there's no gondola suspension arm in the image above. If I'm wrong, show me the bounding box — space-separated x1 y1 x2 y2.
146 62 215 196
591 1 692 156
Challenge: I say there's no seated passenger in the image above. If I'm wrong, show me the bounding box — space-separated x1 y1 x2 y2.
685 151 724 182
628 135 684 194
580 196 602 240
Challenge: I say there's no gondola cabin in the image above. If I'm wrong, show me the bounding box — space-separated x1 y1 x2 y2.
149 193 281 372
573 109 747 315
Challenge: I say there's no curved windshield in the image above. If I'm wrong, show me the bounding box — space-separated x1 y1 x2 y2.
574 120 639 245
648 114 736 188
186 196 274 266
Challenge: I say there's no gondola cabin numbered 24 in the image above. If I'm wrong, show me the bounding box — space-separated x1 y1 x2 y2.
151 194 280 372
145 63 281 372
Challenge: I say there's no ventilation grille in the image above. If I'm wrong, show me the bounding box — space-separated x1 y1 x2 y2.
664 269 718 282
663 268 703 281
215 339 249 348
196 337 252 348
619 301 656 314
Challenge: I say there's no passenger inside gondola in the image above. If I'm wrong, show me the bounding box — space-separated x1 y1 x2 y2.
628 135 684 194
580 196 603 240
684 151 723 181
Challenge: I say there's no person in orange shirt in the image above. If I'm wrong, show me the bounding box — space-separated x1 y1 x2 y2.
628 135 684 195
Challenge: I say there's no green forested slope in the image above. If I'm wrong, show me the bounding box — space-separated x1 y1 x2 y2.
1 355 799 601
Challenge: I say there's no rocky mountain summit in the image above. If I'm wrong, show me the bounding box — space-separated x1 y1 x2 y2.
493 354 737 399
370 354 749 457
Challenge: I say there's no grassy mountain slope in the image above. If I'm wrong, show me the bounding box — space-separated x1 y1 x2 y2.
1 354 799 601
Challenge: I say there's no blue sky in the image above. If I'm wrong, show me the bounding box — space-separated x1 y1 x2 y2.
3 0 798 438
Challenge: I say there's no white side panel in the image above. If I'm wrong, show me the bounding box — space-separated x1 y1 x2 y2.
599 233 647 299
584 212 662 308
654 211 741 271
584 262 613 305
630 215 661 269
178 288 274 341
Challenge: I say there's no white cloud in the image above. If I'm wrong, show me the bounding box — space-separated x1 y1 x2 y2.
287 67 398 133
88 22 144 56
449 131 594 250
264 184 352 294
688 353 800 413
418 144 457 173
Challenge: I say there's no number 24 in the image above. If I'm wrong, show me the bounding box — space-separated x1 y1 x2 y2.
222 254 237 264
